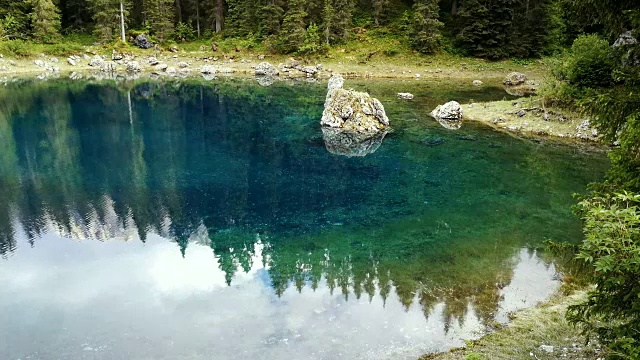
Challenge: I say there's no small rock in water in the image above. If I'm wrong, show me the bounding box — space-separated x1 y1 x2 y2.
517 109 526 117
473 80 483 86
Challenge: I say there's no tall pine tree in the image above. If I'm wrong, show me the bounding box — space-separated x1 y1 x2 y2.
276 0 307 52
410 0 443 54
455 0 515 59
30 0 62 43
90 0 131 42
145 0 175 42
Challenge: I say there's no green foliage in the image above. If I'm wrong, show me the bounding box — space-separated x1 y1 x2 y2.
29 0 62 43
0 1 30 40
568 191 640 359
145 0 175 42
90 0 131 43
174 21 195 41
409 0 442 54
274 0 307 53
297 23 327 55
562 35 615 88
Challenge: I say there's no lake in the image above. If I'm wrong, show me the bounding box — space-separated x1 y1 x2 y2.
0 77 607 359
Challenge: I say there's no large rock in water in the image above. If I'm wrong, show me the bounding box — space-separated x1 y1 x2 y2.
321 74 389 132
431 101 463 130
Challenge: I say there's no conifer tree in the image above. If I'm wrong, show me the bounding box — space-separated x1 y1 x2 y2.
410 0 443 54
90 0 131 42
260 0 284 37
276 0 307 53
0 0 31 39
330 0 354 41
455 0 515 59
30 0 62 43
372 0 389 26
145 0 175 42
321 0 333 44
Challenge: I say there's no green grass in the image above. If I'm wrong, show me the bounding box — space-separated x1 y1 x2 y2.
422 291 604 360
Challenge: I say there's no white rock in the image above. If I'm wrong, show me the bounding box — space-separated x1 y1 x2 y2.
178 61 188 68
397 93 414 100
539 345 554 353
473 80 483 86
200 65 216 74
67 58 76 66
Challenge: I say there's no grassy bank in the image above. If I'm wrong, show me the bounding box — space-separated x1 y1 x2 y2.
422 291 604 360
0 34 548 81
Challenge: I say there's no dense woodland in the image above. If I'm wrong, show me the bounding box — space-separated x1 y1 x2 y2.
0 0 607 58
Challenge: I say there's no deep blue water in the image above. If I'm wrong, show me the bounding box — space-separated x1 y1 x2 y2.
0 77 607 359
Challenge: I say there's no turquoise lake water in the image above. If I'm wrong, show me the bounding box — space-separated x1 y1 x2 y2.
0 77 608 359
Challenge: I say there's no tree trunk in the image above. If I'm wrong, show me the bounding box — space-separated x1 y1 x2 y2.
196 0 201 37
451 0 458 16
175 0 183 23
215 0 223 33
120 1 126 42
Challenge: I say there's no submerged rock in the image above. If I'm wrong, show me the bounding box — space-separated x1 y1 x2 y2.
472 80 483 86
322 127 388 157
504 72 527 86
255 62 279 76
321 74 389 132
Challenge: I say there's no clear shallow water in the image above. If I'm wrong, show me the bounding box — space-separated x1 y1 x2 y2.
0 78 607 359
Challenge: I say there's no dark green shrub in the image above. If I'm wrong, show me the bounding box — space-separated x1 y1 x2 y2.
174 22 196 42
565 35 615 88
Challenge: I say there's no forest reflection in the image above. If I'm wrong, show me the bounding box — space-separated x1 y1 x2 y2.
0 79 605 331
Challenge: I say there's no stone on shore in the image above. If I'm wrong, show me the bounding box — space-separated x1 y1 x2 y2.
255 62 279 76
504 72 527 86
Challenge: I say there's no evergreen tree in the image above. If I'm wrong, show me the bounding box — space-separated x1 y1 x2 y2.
372 0 389 26
276 0 307 52
59 0 93 30
259 0 284 37
329 0 354 42
455 0 515 59
90 0 131 42
30 0 62 43
0 0 31 39
409 0 443 54
145 0 175 42
225 0 254 37
321 0 333 44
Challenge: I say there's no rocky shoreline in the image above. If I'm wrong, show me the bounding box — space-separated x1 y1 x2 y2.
0 53 602 147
